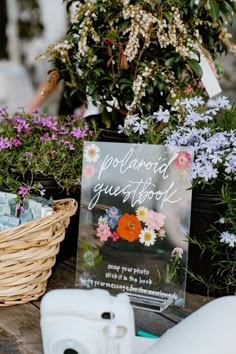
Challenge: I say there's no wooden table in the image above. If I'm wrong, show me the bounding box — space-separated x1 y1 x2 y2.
0 257 211 354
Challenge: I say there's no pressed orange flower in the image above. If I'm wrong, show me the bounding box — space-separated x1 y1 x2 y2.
116 213 141 242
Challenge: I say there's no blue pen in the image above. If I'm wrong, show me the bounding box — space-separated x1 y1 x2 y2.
136 330 160 339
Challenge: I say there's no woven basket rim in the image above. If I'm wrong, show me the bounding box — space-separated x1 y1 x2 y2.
0 198 77 239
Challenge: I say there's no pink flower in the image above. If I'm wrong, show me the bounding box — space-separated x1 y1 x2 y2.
16 204 24 212
84 164 95 178
111 231 119 241
96 224 111 241
171 247 184 259
145 210 166 231
174 151 191 169
18 185 31 197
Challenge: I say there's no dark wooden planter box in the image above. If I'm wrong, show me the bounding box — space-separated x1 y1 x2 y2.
186 191 225 296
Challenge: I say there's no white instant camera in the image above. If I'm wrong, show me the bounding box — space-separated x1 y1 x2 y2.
40 288 136 354
41 289 236 354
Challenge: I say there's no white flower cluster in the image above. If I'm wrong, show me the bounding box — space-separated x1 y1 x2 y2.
123 5 157 62
74 2 100 57
156 7 197 58
70 1 83 24
53 40 74 63
78 17 97 57
219 28 236 56
130 64 154 111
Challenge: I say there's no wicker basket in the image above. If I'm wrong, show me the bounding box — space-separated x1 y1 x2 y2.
0 198 77 306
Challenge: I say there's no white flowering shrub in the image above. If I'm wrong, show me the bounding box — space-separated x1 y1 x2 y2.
39 0 236 129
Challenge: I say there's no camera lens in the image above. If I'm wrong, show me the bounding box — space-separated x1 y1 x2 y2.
64 349 78 354
102 312 115 319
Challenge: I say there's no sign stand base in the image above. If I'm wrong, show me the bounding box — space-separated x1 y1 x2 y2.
127 293 173 313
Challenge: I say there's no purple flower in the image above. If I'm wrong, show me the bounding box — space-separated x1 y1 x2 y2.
0 137 12 149
16 204 24 212
12 116 30 133
12 138 21 147
32 116 58 130
70 127 87 139
18 185 31 197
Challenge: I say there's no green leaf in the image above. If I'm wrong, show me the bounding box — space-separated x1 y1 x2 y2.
163 11 173 22
101 109 111 129
186 59 203 78
165 57 176 66
209 0 220 21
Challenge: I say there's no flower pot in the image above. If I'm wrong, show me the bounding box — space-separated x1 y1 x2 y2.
187 190 225 296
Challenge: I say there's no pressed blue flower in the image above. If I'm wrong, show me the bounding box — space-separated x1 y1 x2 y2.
105 207 121 229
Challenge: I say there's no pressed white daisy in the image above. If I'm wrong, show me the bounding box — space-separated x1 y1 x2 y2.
139 227 156 246
136 206 148 222
84 143 100 162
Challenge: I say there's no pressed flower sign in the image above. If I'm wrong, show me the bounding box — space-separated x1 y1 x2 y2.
76 142 193 311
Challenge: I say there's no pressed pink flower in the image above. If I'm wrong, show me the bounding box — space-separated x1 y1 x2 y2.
96 224 111 241
111 231 119 241
171 247 184 259
174 151 191 169
145 210 166 231
84 164 95 177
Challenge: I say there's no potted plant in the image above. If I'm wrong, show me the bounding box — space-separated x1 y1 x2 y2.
37 0 236 130
0 107 98 200
164 96 236 296
120 94 236 296
0 107 98 257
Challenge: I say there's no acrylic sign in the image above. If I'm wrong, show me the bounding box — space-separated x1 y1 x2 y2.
76 142 193 312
